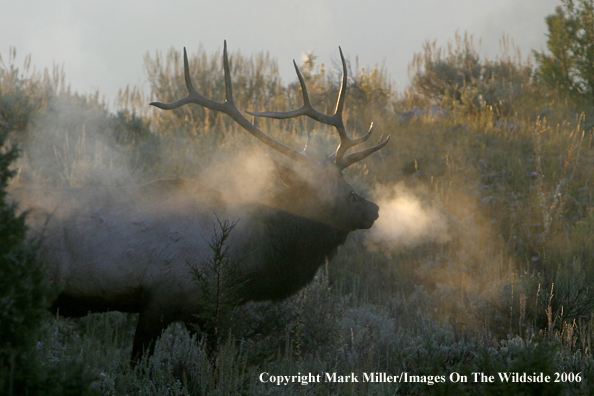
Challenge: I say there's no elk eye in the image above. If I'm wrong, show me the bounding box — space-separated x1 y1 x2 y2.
349 192 358 204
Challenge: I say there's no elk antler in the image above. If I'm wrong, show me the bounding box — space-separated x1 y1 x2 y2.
150 41 314 166
248 47 389 170
150 42 389 170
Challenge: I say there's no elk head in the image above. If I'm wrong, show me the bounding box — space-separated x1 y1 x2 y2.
150 42 389 232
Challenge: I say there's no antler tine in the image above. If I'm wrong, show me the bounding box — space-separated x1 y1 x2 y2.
150 48 226 112
222 41 235 107
150 41 313 165
334 47 348 117
332 134 391 170
249 47 389 169
323 122 374 162
246 60 331 123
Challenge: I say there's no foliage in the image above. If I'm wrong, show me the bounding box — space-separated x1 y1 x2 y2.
0 125 43 395
534 0 594 106
0 47 65 139
408 32 533 116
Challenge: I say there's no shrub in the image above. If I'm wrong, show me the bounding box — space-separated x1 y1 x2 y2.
408 32 532 116
0 116 46 394
0 127 96 395
0 47 64 140
189 217 244 354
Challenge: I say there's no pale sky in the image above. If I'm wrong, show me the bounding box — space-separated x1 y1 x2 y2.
2 0 558 110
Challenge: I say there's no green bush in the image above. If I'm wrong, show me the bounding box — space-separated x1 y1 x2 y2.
0 132 97 395
534 0 594 107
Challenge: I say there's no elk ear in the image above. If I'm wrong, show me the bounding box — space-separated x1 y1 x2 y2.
272 160 305 188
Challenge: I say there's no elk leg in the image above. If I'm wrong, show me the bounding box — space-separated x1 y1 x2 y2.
131 310 167 364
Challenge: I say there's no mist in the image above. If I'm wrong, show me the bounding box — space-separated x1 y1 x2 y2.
199 148 277 206
367 184 450 248
13 96 137 188
12 93 454 247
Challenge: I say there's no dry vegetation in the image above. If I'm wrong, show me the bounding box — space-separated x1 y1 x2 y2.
3 30 594 394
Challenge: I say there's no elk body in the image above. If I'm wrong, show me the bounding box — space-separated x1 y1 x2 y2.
12 42 389 361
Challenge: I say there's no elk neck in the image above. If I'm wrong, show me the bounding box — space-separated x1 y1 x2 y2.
235 205 349 302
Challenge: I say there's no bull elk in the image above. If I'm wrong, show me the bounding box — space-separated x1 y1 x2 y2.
13 42 389 362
